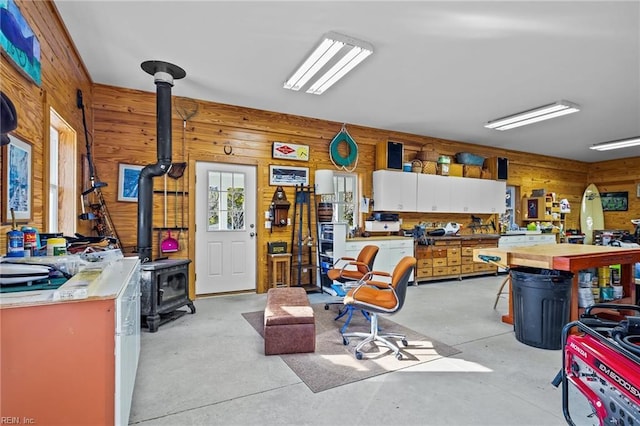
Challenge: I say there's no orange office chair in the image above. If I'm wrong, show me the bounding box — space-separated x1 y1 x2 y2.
324 245 379 333
341 256 417 360
326 245 379 284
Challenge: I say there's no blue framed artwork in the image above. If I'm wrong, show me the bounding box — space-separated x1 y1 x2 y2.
0 0 42 86
118 163 144 202
2 134 32 223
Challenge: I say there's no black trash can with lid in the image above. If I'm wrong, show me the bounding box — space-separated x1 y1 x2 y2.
511 267 574 350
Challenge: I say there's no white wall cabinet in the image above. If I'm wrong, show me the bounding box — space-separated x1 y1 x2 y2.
372 170 417 212
416 174 452 212
377 171 506 214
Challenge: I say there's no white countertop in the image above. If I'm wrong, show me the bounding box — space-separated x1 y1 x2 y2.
0 257 139 308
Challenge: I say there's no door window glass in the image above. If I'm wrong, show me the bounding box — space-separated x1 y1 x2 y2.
207 171 245 231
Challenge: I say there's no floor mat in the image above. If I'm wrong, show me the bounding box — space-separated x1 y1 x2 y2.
242 303 461 393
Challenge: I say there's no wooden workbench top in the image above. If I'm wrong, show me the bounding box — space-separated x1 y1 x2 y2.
473 243 640 271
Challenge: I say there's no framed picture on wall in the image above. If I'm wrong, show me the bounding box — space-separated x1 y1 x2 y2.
269 165 309 186
118 163 144 202
600 191 628 211
2 134 32 223
526 198 539 219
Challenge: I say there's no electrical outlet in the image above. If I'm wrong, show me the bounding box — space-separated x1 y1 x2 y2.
287 218 291 225
264 211 270 219
265 221 271 229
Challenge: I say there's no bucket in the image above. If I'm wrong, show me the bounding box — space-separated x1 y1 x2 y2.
402 162 412 172
318 202 333 223
411 159 423 173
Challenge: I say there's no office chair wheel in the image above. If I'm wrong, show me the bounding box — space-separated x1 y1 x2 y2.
401 339 408 347
324 304 329 310
395 353 403 360
342 336 349 346
355 351 363 360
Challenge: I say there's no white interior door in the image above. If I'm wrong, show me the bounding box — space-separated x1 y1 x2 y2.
195 162 257 294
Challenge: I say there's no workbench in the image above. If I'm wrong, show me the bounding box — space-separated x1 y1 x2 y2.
473 243 640 324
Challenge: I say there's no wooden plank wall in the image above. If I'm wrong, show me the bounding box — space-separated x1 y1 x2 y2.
91 83 622 295
588 157 640 231
0 0 93 248
3 1 638 297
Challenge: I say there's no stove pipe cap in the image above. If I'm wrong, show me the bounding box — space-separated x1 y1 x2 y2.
141 60 186 85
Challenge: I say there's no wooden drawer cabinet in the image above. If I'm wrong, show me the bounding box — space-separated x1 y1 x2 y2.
461 264 474 274
431 248 448 258
433 266 450 276
462 247 474 257
447 257 461 266
433 258 448 267
447 247 461 257
461 238 499 277
417 267 433 278
417 259 432 268
414 237 499 283
461 256 475 265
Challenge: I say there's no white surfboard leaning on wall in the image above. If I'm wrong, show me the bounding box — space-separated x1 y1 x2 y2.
580 183 605 245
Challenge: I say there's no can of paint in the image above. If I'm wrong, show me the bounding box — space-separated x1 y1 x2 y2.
7 229 25 257
21 226 38 257
46 238 67 256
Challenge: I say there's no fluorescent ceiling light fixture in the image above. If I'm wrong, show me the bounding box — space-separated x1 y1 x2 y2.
589 136 640 151
485 100 580 131
284 31 373 95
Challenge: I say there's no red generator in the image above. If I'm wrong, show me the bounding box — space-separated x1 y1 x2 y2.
557 304 640 425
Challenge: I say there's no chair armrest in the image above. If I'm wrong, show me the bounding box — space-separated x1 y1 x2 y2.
340 261 369 273
333 256 356 266
368 270 391 279
365 279 392 289
363 270 392 289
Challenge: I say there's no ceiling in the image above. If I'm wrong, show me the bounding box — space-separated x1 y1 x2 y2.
54 1 640 163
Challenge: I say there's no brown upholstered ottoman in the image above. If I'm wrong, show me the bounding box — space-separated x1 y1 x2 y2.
264 287 315 355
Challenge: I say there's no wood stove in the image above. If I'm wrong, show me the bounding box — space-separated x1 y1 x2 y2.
136 60 195 332
140 259 195 332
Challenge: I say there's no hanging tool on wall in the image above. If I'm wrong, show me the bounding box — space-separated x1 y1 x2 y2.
76 89 121 249
174 97 199 246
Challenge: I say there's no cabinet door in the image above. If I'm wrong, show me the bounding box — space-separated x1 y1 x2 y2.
373 170 417 211
454 179 506 214
488 180 507 214
115 261 141 426
416 174 451 212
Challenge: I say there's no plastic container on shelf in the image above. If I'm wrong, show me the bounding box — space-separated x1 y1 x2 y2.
437 155 451 176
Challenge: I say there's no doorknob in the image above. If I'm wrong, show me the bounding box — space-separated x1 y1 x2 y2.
249 232 255 237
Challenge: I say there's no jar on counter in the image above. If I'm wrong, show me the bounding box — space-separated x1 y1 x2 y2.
46 237 67 256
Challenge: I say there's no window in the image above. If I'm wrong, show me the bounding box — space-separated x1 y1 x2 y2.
207 170 246 231
49 109 77 235
330 172 358 229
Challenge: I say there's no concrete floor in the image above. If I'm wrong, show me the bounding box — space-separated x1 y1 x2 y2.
129 274 593 426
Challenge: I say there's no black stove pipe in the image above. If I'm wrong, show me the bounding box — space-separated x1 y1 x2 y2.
137 60 186 262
